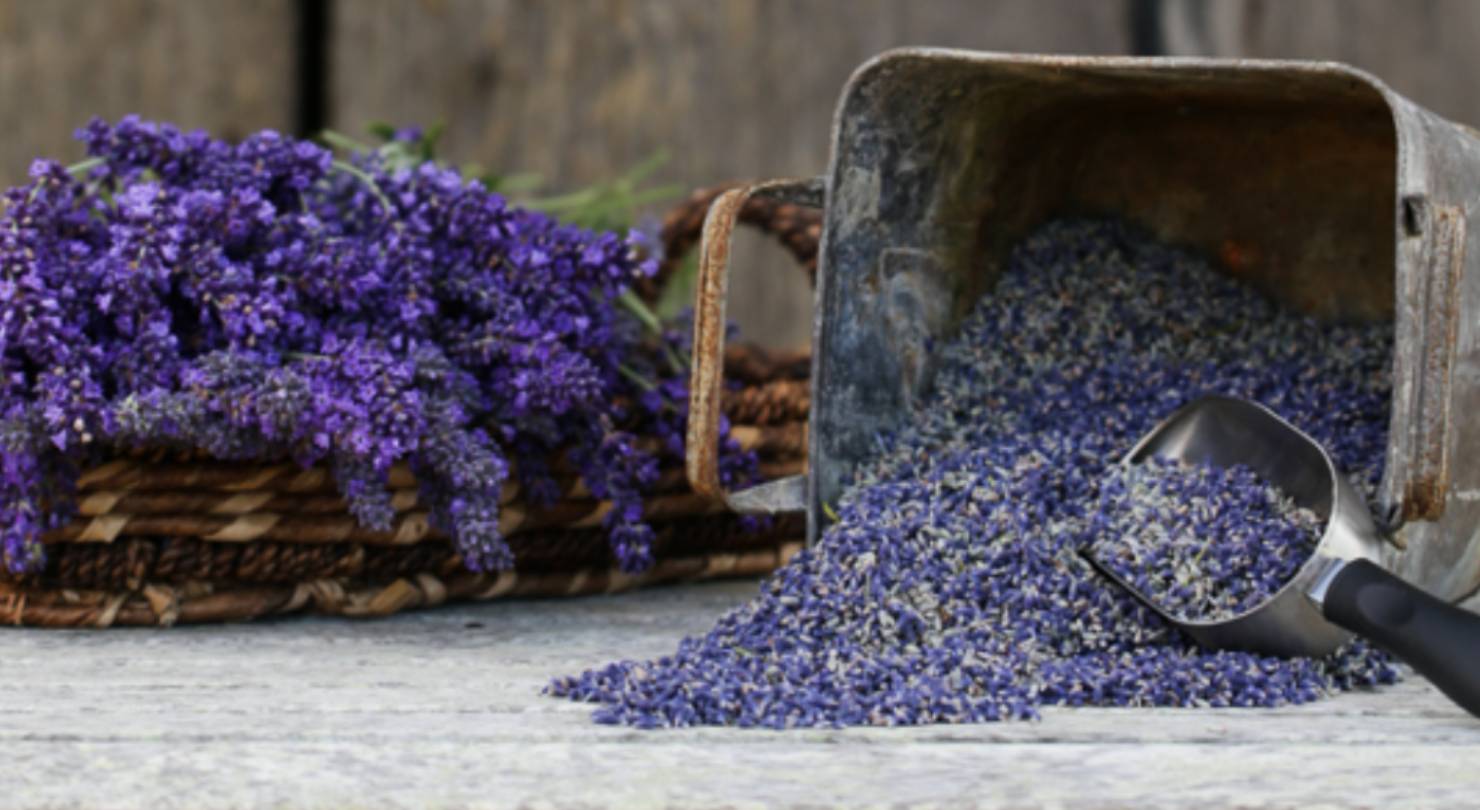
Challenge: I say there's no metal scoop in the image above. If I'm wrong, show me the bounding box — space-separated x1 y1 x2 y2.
1084 395 1480 717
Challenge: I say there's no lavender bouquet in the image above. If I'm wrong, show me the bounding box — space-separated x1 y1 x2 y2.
0 117 755 575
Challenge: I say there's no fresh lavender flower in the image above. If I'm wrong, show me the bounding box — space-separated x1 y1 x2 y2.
0 117 760 573
1089 459 1324 622
551 218 1398 728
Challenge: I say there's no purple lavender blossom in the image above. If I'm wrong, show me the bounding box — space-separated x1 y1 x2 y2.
0 118 757 573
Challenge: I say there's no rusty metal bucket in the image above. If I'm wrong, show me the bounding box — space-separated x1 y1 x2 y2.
686 48 1480 603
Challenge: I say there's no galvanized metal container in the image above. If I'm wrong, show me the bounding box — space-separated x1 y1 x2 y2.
686 48 1480 603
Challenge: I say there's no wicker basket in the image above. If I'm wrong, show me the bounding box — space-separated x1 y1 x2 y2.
0 185 819 627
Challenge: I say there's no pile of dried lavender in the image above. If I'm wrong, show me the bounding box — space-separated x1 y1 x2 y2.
1089 459 1325 622
550 219 1399 728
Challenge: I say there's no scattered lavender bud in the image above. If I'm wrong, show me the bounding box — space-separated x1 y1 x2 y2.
1089 459 1324 622
551 218 1399 728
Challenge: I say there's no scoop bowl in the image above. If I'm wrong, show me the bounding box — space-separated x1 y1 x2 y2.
1085 395 1480 717
1083 395 1385 657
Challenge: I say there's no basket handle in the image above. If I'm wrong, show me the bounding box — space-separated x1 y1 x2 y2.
686 177 824 513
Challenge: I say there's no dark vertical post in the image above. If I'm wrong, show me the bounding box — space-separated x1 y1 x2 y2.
296 0 330 137
1129 0 1166 56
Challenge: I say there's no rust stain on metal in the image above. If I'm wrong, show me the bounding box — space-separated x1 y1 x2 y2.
1403 204 1465 521
686 188 747 500
687 179 823 503
1218 239 1262 276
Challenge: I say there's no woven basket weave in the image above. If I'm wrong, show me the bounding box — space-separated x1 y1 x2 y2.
0 184 819 627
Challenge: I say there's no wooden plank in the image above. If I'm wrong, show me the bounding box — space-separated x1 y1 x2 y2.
0 0 297 186
330 0 1134 348
1 579 1478 809
1157 0 1480 127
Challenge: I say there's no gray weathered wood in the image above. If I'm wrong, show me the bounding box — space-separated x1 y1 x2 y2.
1158 0 1480 127
0 0 297 185
2 579 1479 809
330 0 1134 348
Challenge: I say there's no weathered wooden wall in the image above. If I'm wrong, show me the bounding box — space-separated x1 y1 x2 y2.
0 1 296 174
330 0 1132 188
329 0 1136 346
1158 0 1480 126
3 0 1479 346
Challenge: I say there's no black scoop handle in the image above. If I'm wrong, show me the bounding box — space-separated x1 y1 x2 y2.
1324 559 1480 717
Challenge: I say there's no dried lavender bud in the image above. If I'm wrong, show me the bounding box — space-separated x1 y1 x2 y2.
552 218 1398 728
1089 458 1323 622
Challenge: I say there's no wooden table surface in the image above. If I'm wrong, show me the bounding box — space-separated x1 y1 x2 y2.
2 578 1477 809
